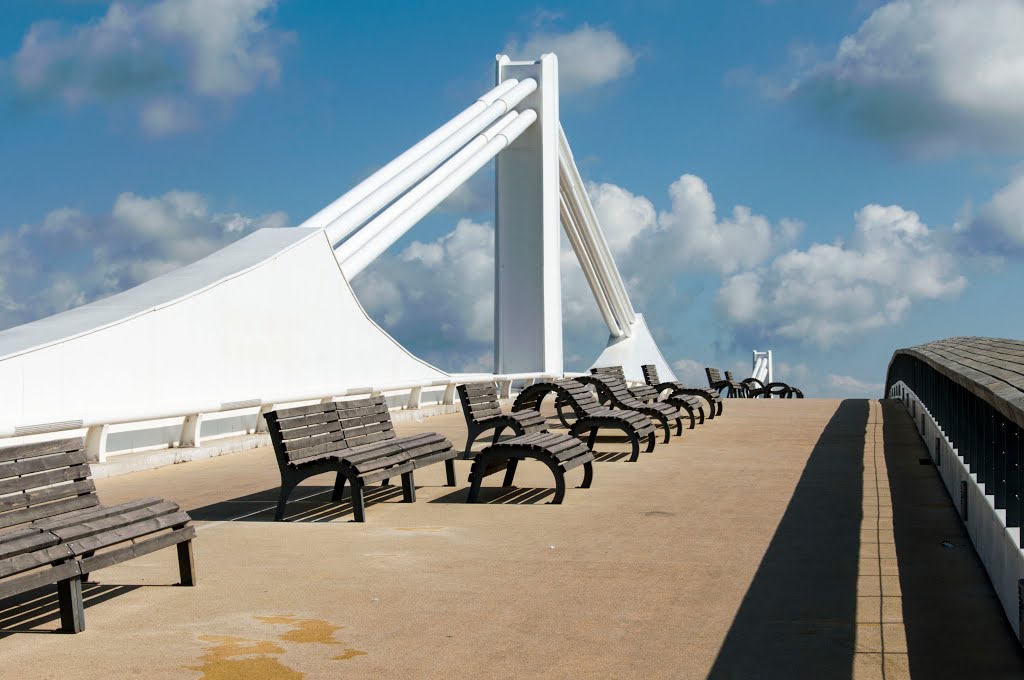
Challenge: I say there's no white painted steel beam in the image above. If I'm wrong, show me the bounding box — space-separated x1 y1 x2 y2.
559 193 623 337
300 78 521 234
324 78 537 247
340 109 538 277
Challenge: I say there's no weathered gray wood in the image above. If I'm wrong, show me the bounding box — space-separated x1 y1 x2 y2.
0 437 84 464
0 494 100 530
0 465 91 496
0 449 88 479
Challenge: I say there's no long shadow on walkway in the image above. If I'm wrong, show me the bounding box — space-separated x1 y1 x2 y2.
882 400 1024 678
707 399 867 679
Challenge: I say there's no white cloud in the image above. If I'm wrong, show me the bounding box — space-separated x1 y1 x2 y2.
786 0 1024 153
670 358 707 387
353 219 497 372
717 204 966 346
9 0 289 135
0 191 288 330
827 373 884 397
957 173 1024 255
504 23 636 94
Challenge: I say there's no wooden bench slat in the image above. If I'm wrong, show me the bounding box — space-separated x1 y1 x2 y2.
76 525 195 575
62 511 191 556
0 494 99 530
0 531 60 561
0 465 92 496
50 501 182 543
0 479 96 513
0 438 84 464
33 497 164 531
0 542 74 579
0 450 88 481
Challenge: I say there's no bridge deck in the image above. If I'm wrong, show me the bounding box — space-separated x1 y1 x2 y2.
2 399 1023 678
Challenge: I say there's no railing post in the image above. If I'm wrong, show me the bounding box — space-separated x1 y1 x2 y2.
85 424 109 463
498 379 513 399
406 386 423 410
180 414 203 448
443 383 456 405
256 404 274 433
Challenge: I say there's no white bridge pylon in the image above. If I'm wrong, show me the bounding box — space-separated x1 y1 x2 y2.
0 53 675 440
305 53 673 380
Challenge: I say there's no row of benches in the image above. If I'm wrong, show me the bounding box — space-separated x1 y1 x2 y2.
0 363 722 633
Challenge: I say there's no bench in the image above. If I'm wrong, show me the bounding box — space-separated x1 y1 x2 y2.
457 382 547 451
739 376 805 399
642 364 723 418
264 396 457 522
512 379 657 461
592 366 705 428
576 374 683 443
706 367 746 398
458 383 594 503
0 437 195 633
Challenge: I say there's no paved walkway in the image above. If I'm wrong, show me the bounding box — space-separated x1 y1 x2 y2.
1 399 1022 679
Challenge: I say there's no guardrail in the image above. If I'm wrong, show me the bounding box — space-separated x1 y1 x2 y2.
1 372 562 464
885 337 1024 640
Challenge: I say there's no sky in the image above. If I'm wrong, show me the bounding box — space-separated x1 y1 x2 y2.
1 0 1023 397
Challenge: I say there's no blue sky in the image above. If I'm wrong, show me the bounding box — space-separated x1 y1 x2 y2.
2 0 1023 396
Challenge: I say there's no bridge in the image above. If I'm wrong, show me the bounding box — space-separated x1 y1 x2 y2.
1 54 1024 677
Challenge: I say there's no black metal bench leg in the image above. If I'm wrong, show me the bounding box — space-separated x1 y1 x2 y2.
628 432 642 462
549 467 566 504
501 458 519 487
401 471 416 502
467 456 488 503
580 461 594 488
274 478 300 521
675 417 683 437
491 425 505 445
331 472 347 501
177 539 196 586
658 416 671 444
587 427 598 449
445 458 456 486
351 481 367 522
57 576 85 633
645 431 656 452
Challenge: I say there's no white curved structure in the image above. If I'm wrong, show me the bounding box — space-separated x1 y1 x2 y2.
0 52 681 460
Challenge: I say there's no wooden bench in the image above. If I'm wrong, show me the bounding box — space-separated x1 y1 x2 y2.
576 374 683 443
468 433 594 504
512 379 657 461
0 437 195 633
264 396 457 522
457 382 547 452
706 367 746 398
592 366 705 428
642 364 723 418
458 383 594 503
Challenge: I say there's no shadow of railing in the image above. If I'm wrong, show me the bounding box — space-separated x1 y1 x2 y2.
707 399 867 679
881 400 1024 677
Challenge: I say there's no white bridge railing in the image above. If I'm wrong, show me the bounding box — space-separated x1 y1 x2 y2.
1 372 561 464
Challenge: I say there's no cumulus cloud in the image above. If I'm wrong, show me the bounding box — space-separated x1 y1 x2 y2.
9 0 289 135
352 219 497 372
957 173 1024 256
717 204 966 347
826 373 884 397
504 23 636 94
785 0 1024 153
0 191 288 329
671 358 707 387
588 174 800 280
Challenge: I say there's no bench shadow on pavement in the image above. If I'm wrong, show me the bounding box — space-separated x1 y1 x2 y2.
187 485 406 523
0 583 140 638
707 399 867 680
881 400 1024 678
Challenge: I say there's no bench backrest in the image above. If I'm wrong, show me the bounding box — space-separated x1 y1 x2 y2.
586 375 646 409
265 396 396 465
591 366 626 381
641 364 660 386
706 367 722 386
457 383 501 424
0 437 99 531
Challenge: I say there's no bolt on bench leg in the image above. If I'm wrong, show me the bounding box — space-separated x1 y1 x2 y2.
57 576 85 633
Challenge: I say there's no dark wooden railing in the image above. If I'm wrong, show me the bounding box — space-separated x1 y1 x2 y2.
885 337 1024 543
